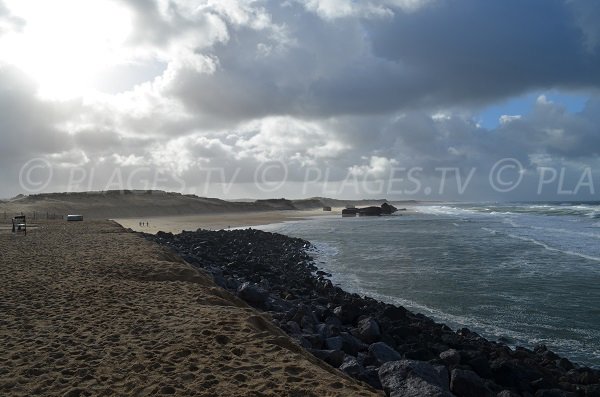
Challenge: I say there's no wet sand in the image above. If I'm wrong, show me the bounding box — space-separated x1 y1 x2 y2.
0 220 379 396
113 209 343 234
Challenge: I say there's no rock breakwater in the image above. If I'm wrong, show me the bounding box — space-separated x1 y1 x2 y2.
144 228 600 397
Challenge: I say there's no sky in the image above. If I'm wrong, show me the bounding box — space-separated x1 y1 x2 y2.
1 0 600 201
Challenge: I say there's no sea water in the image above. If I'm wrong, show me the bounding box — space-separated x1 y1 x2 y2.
259 202 600 368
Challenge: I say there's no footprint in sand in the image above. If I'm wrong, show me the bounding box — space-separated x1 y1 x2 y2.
214 335 230 345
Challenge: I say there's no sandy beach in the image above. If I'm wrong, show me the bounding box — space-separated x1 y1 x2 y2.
0 220 379 396
113 209 343 234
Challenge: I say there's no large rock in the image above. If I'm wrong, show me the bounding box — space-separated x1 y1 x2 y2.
340 332 367 356
491 359 542 391
285 320 302 335
339 355 365 378
450 369 494 397
236 282 269 306
381 305 408 321
327 334 366 355
325 336 343 351
357 317 381 343
467 356 493 379
378 360 452 397
439 349 461 367
307 349 345 368
333 304 360 324
369 342 402 365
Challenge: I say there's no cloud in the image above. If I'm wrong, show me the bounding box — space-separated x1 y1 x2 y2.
0 0 600 199
366 0 600 106
137 0 600 126
567 0 600 51
0 66 69 160
0 0 23 36
296 0 432 19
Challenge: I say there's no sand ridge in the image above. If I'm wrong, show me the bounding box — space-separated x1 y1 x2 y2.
0 220 380 396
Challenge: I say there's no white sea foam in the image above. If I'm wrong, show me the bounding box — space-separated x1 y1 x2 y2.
414 205 479 216
481 227 497 234
506 233 600 262
526 225 600 240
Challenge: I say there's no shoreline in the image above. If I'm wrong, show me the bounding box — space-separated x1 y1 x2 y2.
147 227 600 396
112 207 416 235
112 209 344 234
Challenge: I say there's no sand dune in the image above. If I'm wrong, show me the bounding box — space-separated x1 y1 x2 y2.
0 190 411 221
0 220 379 396
0 191 275 219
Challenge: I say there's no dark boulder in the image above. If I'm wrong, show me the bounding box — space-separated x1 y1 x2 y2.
369 342 402 365
491 359 542 391
307 349 345 368
325 336 343 351
357 317 381 343
405 348 436 361
285 320 302 335
557 358 575 372
378 360 452 397
339 355 365 378
450 369 495 397
467 356 493 379
333 304 360 325
340 332 367 356
156 231 174 240
381 305 408 322
439 349 461 367
236 282 269 306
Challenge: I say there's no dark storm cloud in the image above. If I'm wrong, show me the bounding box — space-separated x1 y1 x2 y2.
344 0 600 109
154 0 600 125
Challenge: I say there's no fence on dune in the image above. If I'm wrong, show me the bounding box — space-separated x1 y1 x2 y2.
1 211 65 222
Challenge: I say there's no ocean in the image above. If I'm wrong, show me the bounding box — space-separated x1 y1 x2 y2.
259 202 600 368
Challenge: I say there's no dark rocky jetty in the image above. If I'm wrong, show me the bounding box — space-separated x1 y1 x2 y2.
145 229 600 397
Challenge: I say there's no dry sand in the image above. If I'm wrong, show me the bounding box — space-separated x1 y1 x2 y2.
0 220 379 396
114 209 343 234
